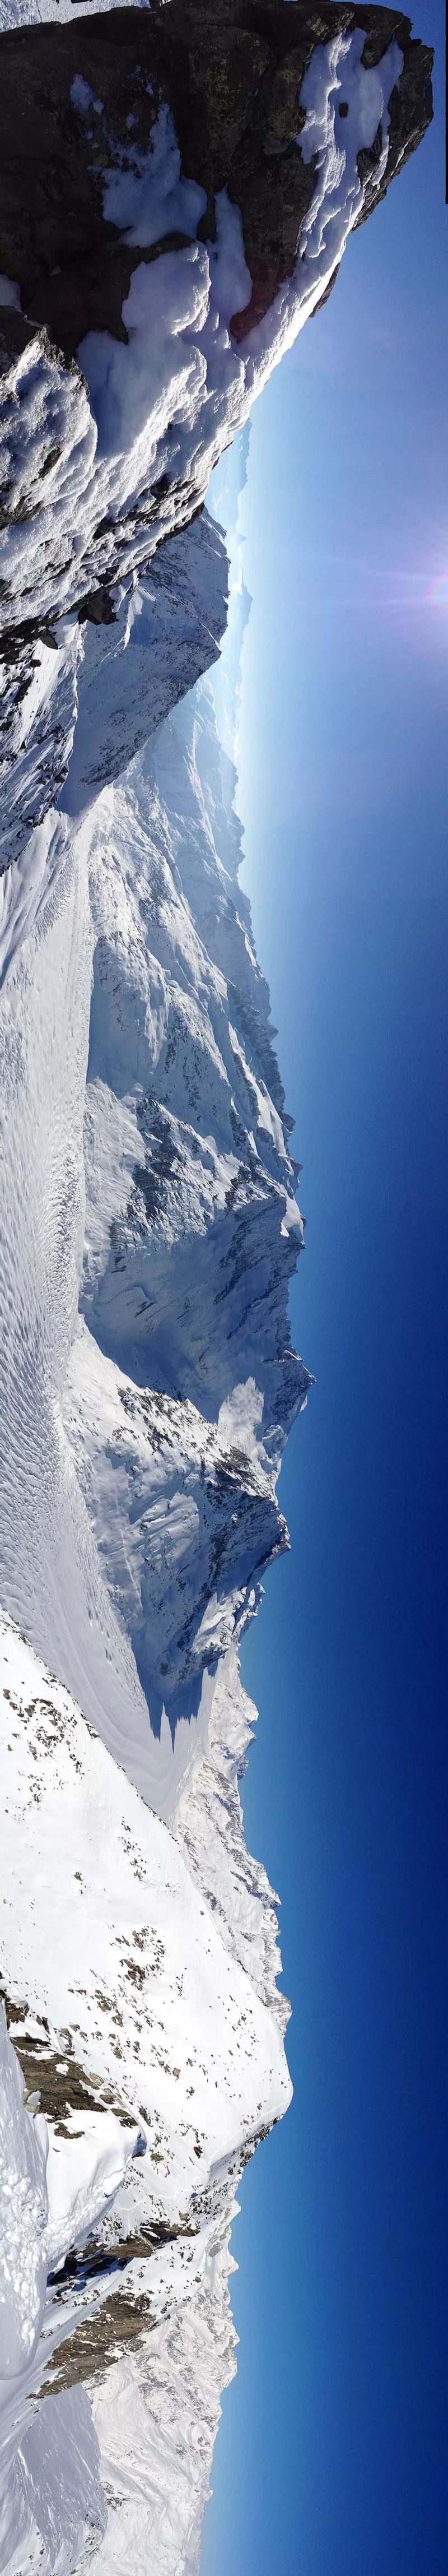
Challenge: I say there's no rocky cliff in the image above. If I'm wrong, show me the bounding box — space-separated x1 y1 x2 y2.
0 6 433 350
0 9 432 2573
0 3 432 853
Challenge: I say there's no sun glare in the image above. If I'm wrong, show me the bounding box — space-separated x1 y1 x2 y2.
427 571 448 610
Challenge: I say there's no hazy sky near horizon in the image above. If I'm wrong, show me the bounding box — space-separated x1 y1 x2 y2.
202 9 447 2575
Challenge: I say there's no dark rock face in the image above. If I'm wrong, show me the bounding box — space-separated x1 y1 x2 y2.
0 4 433 869
0 3 433 354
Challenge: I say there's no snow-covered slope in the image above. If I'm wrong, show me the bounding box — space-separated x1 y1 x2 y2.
0 1614 290 2575
0 13 433 2573
0 647 311 1804
64 680 310 1725
0 492 228 867
1 544 306 2571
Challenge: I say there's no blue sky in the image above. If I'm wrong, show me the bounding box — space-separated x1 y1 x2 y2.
202 9 447 2574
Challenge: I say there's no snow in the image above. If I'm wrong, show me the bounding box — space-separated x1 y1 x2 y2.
1 618 80 869
0 17 404 638
60 514 228 818
79 237 242 469
206 192 253 331
74 30 404 479
64 1321 287 1732
0 15 407 898
0 1989 108 2575
0 810 72 986
16 2390 106 2576
0 654 309 1800
0 520 308 1833
0 609 301 2546
98 101 207 251
0 804 160 1806
0 606 301 2561
0 321 98 633
75 683 309 1468
0 16 421 2565
0 2009 48 2383
45 2118 144 2283
0 2008 106 2574
0 1611 291 2570
241 30 404 383
208 423 252 766
298 30 404 268
0 2 152 21
0 1618 290 2212
217 1378 265 1471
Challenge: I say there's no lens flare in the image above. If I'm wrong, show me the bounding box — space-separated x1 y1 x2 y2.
426 571 448 610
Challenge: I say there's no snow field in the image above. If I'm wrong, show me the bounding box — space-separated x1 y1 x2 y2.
0 1614 291 2571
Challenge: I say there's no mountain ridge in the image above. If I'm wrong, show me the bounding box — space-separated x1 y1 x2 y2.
0 15 432 2569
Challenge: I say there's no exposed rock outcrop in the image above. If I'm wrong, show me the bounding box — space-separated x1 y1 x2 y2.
0 7 433 350
0 4 433 860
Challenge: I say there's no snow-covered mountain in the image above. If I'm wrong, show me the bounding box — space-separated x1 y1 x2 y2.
0 10 432 2572
1 1614 291 2575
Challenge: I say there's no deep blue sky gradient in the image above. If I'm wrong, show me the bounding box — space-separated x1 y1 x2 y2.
202 10 447 2574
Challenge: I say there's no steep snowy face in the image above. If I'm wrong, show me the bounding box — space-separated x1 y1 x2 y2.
62 680 310 1742
0 641 311 1792
0 469 307 2570
0 1611 290 2575
0 490 308 2563
0 358 228 869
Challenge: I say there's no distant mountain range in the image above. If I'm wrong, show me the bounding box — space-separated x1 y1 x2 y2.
0 10 432 2570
